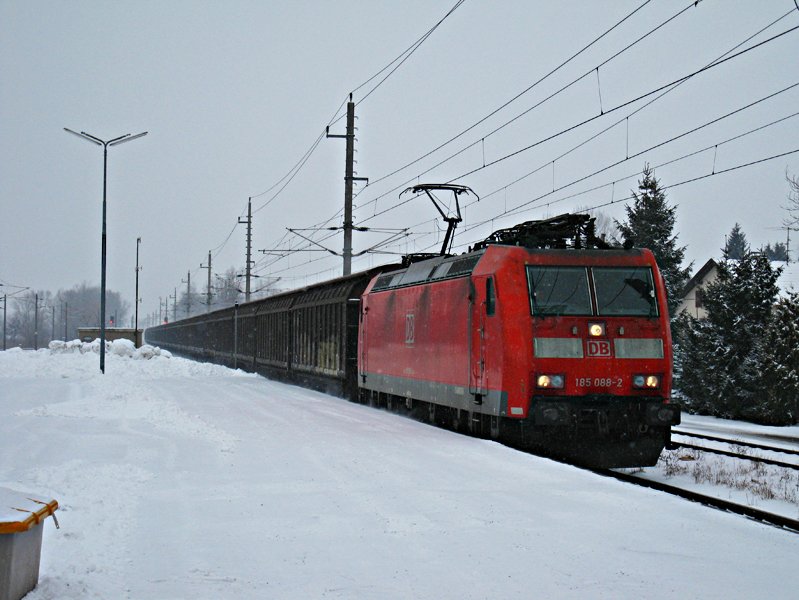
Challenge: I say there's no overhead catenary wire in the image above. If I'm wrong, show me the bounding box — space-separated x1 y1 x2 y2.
200 6 799 298
459 110 799 238
253 0 467 207
200 0 469 281
353 0 468 108
250 10 795 284
291 145 799 278
356 23 799 227
355 0 700 214
361 0 663 192
252 9 799 286
365 100 799 259
385 145 799 259
467 8 799 205
468 84 799 217
254 3 795 268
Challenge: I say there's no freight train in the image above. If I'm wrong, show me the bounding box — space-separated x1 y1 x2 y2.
146 213 679 467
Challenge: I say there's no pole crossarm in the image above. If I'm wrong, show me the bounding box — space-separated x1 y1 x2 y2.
287 229 340 256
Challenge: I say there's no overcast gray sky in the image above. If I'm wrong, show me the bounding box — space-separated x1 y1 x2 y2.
2 0 798 324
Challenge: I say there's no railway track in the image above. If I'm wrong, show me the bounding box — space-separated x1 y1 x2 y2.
670 429 799 470
535 428 799 534
594 466 799 534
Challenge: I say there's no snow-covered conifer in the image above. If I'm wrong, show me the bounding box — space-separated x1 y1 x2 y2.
615 165 692 318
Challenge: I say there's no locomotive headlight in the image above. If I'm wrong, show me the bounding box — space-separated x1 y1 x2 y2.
588 322 606 337
633 374 660 389
537 374 565 389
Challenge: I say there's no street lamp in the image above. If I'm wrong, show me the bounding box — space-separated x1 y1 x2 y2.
65 128 148 373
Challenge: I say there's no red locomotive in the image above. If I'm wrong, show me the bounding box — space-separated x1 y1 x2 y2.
358 214 679 467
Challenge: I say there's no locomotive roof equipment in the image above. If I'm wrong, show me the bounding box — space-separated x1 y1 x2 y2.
473 213 612 251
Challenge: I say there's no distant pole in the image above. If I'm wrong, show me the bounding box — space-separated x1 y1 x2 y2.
34 293 38 350
135 237 141 343
326 95 368 276
51 306 55 344
238 198 253 302
2 294 6 351
172 288 177 322
233 302 239 369
182 270 191 317
64 302 68 341
64 127 148 373
201 251 212 312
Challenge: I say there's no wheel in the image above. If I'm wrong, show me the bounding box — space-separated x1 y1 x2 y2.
467 412 484 436
367 390 378 408
450 408 465 432
427 402 436 424
490 415 501 440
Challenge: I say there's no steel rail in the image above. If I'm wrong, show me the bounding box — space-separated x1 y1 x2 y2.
672 429 799 457
670 441 799 470
592 467 799 534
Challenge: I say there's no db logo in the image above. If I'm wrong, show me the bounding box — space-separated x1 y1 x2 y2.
587 340 611 357
405 313 415 345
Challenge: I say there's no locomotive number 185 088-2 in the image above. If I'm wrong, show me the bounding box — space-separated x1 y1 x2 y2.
575 377 623 388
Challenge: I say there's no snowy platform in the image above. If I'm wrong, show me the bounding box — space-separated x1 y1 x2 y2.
0 488 58 600
1 347 798 599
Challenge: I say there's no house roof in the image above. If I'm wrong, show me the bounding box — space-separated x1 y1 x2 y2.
681 258 718 296
679 257 798 299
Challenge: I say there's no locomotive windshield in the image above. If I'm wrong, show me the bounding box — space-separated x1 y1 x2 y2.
527 265 659 317
594 267 658 316
527 266 592 315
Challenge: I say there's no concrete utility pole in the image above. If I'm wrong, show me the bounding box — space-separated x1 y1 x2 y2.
2 294 6 351
63 302 68 341
238 198 253 302
135 237 141 340
171 288 177 323
182 271 191 317
200 251 212 312
326 95 368 276
34 293 38 350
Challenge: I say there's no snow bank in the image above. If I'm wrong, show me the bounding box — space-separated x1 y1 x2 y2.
47 338 172 360
0 341 250 380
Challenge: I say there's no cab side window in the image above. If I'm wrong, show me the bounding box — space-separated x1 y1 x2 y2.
486 277 496 316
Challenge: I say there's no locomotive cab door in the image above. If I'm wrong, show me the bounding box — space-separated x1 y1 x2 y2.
469 276 494 399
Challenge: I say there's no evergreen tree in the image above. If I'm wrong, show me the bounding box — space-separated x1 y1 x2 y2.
724 223 748 259
762 241 788 262
615 165 692 317
677 253 782 420
758 291 799 424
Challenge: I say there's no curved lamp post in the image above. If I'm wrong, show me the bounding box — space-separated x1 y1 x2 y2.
64 128 147 373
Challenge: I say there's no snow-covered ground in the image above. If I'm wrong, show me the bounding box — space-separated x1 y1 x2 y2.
1 345 797 600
